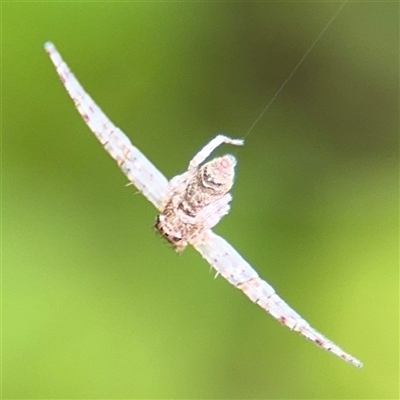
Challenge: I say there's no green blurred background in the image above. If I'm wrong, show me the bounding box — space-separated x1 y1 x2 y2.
3 1 398 399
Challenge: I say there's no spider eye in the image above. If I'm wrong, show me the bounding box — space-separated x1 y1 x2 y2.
203 170 212 182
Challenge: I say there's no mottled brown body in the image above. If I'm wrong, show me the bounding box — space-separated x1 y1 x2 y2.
156 155 236 252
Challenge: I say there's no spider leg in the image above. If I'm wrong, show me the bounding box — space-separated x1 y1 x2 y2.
167 171 191 194
193 193 232 230
188 135 243 175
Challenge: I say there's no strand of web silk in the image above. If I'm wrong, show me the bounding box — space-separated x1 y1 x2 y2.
243 0 348 139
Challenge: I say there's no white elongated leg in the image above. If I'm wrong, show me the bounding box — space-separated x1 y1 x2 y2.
188 135 244 174
44 42 168 210
192 231 363 368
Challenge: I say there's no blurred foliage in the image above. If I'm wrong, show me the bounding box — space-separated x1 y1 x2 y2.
3 1 398 399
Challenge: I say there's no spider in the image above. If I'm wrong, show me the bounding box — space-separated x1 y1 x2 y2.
45 42 362 368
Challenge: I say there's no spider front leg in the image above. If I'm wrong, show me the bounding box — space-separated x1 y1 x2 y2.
187 135 244 176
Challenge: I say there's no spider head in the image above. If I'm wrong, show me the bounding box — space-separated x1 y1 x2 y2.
200 154 236 195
